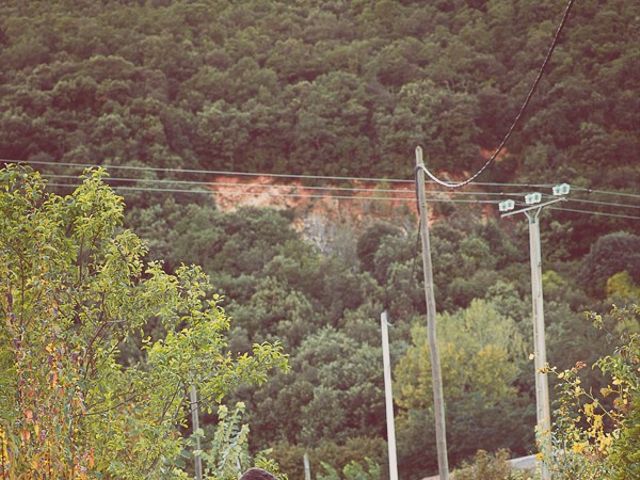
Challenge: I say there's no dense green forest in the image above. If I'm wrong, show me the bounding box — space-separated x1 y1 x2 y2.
1 0 639 479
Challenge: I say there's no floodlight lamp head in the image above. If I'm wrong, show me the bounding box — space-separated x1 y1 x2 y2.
499 199 515 212
552 183 571 196
525 192 542 205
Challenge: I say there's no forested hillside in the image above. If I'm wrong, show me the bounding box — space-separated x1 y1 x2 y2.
1 1 640 479
1 0 638 181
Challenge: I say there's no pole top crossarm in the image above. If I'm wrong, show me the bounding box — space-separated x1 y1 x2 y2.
500 197 567 218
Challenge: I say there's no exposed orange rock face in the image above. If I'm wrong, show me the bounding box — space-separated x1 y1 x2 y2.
208 175 418 220
207 169 498 250
207 176 418 250
207 148 508 222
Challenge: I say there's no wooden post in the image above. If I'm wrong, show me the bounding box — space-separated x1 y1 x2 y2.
415 146 449 480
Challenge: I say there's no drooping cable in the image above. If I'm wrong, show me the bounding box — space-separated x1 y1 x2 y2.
419 0 577 189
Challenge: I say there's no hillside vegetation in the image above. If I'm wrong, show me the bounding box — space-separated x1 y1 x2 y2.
1 1 638 181
1 1 639 479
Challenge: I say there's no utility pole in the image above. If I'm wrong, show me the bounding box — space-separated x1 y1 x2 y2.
380 311 399 480
303 453 311 480
499 185 569 480
190 385 203 480
415 146 449 480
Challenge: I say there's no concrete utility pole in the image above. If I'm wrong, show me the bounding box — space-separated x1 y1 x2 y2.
500 187 569 480
190 385 203 480
380 311 399 480
415 146 449 480
303 453 311 480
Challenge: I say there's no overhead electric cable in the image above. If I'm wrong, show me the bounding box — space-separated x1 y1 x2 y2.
549 206 640 221
41 173 414 193
0 158 565 189
34 183 640 219
566 197 640 211
571 187 640 201
473 181 556 188
44 182 503 204
518 192 640 211
7 159 640 202
2 158 414 184
39 173 538 198
418 0 576 189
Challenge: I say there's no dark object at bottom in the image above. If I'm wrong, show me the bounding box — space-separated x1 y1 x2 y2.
240 468 277 480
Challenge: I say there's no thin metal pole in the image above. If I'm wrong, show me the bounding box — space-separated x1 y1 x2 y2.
303 453 311 480
415 147 449 480
381 311 399 480
526 210 551 480
190 385 203 480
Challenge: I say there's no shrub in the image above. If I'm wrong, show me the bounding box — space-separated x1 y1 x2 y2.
454 450 534 480
547 305 640 479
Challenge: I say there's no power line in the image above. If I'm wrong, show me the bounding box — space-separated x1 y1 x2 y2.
0 158 566 189
495 192 640 212
548 206 640 221
6 159 640 205
46 182 640 219
41 173 415 194
499 191 640 212
2 158 415 184
473 181 556 188
24 182 640 220
572 187 640 201
419 0 577 189
44 182 503 204
39 173 539 198
457 188 640 211
506 199 640 220
567 197 640 211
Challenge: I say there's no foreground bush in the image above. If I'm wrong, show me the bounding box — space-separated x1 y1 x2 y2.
547 305 640 479
0 166 287 479
454 450 533 480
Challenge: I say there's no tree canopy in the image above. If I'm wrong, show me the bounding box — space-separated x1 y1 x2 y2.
0 166 287 479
